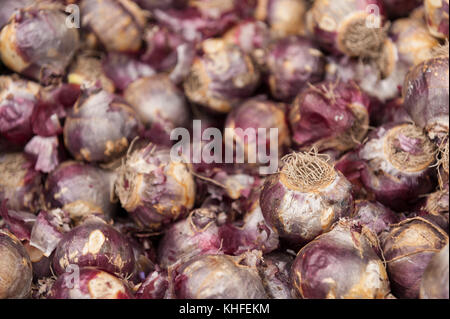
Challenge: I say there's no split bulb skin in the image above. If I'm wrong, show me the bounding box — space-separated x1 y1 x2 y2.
291 220 391 299
172 253 268 299
0 8 80 84
44 161 117 222
289 80 370 153
63 89 142 163
115 143 196 231
424 0 449 39
80 0 147 53
0 152 43 213
50 267 134 299
265 36 326 102
0 230 33 299
183 40 260 114
382 217 449 299
52 218 135 278
260 151 354 247
358 123 437 212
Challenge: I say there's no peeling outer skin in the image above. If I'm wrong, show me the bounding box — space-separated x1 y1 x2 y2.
403 56 449 145
260 169 354 247
219 197 280 255
157 208 223 268
358 123 437 212
259 252 294 299
0 8 80 85
254 0 308 37
0 230 33 299
224 98 290 167
115 143 196 231
68 54 115 93
52 219 135 278
172 253 268 299
102 52 156 92
44 161 117 222
420 243 449 299
289 80 370 154
306 0 386 57
80 0 147 53
353 200 401 236
382 0 422 19
23 242 53 279
50 267 134 299
63 89 141 163
291 220 391 299
0 152 43 213
153 0 255 43
381 217 449 299
424 0 449 39
183 42 260 114
324 55 405 103
124 74 190 129
222 20 272 66
0 76 41 146
265 36 326 102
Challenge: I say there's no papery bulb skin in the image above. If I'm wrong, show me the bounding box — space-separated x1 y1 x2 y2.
124 74 190 131
223 20 272 66
265 36 326 102
0 8 80 84
0 76 41 146
291 220 391 299
115 142 196 231
80 0 147 53
424 0 449 39
0 152 43 213
50 267 134 299
260 150 354 246
420 244 449 299
52 218 135 278
102 53 156 92
157 208 223 268
153 0 256 43
173 252 268 299
44 161 117 222
183 40 260 114
358 123 437 211
0 230 33 299
382 217 448 299
403 54 449 145
224 98 290 169
63 88 141 163
289 80 370 153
